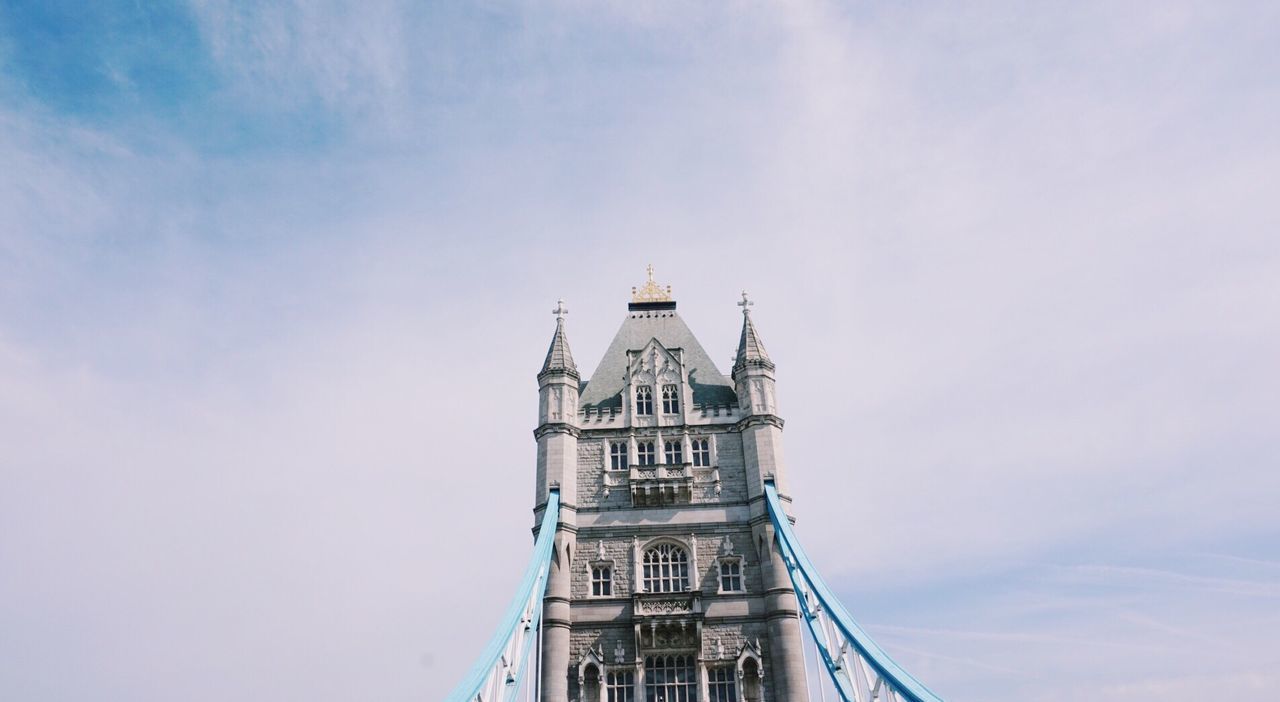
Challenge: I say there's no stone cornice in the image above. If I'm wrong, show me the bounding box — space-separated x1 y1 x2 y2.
733 414 785 431
533 422 582 440
730 358 776 381
537 367 581 384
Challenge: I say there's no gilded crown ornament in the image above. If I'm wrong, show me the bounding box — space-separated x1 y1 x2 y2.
631 264 673 303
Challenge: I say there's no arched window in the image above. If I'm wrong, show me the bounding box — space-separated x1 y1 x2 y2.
644 655 696 702
610 442 628 470
708 666 737 702
691 438 710 467
719 558 743 592
606 671 634 702
582 663 601 702
636 441 656 466
643 542 689 592
664 440 683 464
661 384 680 414
741 659 762 702
635 385 653 415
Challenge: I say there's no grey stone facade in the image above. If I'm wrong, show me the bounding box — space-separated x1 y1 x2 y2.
533 280 806 702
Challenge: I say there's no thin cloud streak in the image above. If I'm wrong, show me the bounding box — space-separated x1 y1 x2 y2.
1 1 1278 701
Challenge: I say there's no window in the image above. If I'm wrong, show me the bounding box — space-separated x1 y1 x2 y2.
635 385 653 415
741 660 761 702
643 543 689 593
719 559 742 592
637 441 656 466
607 671 635 702
644 655 696 702
592 566 613 596
611 442 629 470
584 665 602 702
691 438 710 467
661 384 680 414
664 440 683 465
708 667 737 702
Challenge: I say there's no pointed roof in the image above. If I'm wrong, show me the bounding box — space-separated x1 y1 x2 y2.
733 291 774 375
579 304 737 409
540 300 579 378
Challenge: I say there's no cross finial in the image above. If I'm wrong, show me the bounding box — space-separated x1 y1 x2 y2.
552 298 568 321
646 263 655 283
738 290 754 315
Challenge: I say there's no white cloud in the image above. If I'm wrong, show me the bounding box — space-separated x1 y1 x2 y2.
2 1 1279 700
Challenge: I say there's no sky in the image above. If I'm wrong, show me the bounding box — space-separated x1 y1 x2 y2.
1 1 1278 700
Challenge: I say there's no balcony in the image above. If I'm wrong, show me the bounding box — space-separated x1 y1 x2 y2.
628 463 694 506
632 591 704 653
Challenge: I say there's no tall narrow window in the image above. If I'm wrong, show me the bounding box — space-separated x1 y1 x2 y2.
643 543 689 592
584 665 602 702
636 441 656 466
644 655 696 702
719 559 743 592
611 442 629 470
661 384 680 414
708 667 737 702
607 671 635 702
635 385 653 416
742 660 762 702
691 438 711 467
592 566 613 596
664 440 683 465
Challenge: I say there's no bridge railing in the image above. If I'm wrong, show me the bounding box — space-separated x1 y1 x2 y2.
765 481 945 702
445 490 560 702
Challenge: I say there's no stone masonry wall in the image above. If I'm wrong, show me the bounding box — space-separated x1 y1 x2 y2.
570 528 763 602
571 537 636 599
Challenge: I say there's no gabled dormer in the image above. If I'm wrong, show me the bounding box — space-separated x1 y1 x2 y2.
624 338 689 427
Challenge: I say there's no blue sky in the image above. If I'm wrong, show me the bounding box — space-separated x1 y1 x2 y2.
2 2 1279 700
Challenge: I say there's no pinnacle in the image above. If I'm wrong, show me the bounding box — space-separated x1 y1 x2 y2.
541 314 578 377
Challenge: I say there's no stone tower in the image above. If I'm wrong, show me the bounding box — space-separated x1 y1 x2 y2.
533 270 806 702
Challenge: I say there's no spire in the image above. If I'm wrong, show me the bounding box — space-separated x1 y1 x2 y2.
734 291 773 372
541 299 579 377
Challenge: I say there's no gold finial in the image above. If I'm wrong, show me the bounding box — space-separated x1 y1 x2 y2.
631 264 673 303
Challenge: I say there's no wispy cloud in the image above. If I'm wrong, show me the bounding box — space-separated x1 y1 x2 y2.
1 1 1278 700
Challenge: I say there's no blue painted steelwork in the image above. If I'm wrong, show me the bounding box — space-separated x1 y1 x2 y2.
446 490 561 702
765 482 944 702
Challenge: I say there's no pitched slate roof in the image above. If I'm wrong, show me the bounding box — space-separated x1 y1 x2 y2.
540 318 578 377
579 305 737 409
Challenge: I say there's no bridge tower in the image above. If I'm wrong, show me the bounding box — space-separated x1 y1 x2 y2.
533 269 807 702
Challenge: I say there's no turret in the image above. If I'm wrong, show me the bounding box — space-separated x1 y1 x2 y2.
732 292 807 702
535 299 581 509
731 292 790 497
535 299 579 702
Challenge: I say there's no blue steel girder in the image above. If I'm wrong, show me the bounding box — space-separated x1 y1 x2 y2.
445 490 561 702
764 481 945 702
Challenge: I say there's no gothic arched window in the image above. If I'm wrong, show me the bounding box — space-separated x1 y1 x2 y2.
635 385 653 415
719 558 743 592
644 655 697 702
708 666 738 702
643 542 690 592
610 442 628 470
691 438 710 467
636 441 656 466
661 384 679 414
606 670 634 702
663 440 683 465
